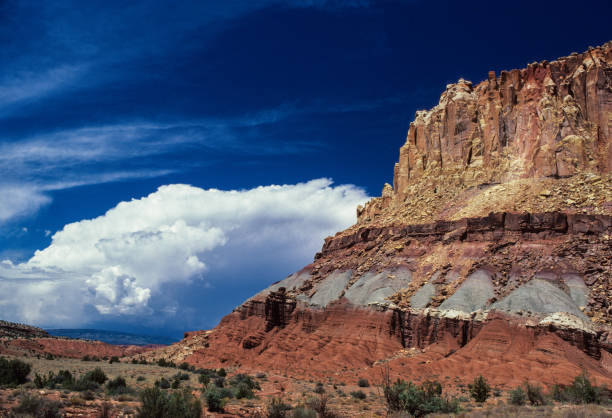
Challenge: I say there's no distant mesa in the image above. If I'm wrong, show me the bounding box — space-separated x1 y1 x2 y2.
46 329 178 346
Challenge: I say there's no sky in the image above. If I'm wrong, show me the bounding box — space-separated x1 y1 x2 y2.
1 0 610 339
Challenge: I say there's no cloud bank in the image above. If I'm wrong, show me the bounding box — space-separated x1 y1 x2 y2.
0 179 368 327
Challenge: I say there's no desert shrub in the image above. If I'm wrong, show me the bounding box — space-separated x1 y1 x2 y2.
525 381 545 405
204 386 227 412
229 373 261 398
509 386 526 405
82 355 91 361
305 396 345 418
564 371 606 404
70 376 100 392
173 371 190 381
165 390 202 418
214 376 225 387
314 382 325 394
156 358 176 368
0 357 31 385
139 359 148 365
137 376 146 382
291 405 316 418
469 375 490 403
12 392 61 417
34 369 74 389
235 382 255 399
357 378 370 388
106 376 129 395
109 356 120 364
350 390 366 400
217 368 226 377
179 362 190 370
196 368 217 377
550 384 567 402
198 374 210 387
45 353 55 360
138 386 202 418
84 367 107 385
218 387 234 399
132 358 139 364
267 397 291 418
383 378 459 417
171 378 181 389
155 377 171 389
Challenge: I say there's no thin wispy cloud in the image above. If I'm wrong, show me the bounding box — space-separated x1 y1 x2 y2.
0 65 86 113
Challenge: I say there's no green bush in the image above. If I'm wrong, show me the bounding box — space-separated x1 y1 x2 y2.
235 382 255 399
84 367 107 385
267 397 291 418
156 358 176 368
509 386 526 405
198 374 210 387
137 386 202 418
383 378 459 417
216 368 226 377
171 378 181 389
179 362 190 370
106 376 128 395
34 369 74 389
357 378 370 388
204 386 227 412
469 375 490 403
230 373 260 390
155 377 171 389
564 371 606 404
525 382 545 405
229 373 260 399
70 376 100 392
214 377 225 388
0 357 31 386
109 356 120 364
350 390 366 399
173 372 190 381
550 384 567 402
11 392 61 417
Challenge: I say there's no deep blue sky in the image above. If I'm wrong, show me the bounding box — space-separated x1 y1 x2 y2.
1 0 610 339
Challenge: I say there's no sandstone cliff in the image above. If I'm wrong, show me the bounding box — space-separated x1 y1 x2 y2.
359 41 611 225
141 43 612 388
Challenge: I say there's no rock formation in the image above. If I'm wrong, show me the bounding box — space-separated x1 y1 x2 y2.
143 42 612 388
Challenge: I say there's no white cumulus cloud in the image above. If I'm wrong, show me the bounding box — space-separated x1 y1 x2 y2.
0 179 368 327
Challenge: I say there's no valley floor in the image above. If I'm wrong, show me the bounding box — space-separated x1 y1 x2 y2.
1 354 612 417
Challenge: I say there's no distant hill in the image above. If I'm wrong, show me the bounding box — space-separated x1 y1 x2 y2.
46 329 177 346
0 320 50 338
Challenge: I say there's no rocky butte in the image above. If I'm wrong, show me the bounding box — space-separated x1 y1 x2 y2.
141 42 612 388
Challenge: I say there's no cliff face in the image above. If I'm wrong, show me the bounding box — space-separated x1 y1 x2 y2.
358 42 612 225
143 43 612 387
396 42 611 190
